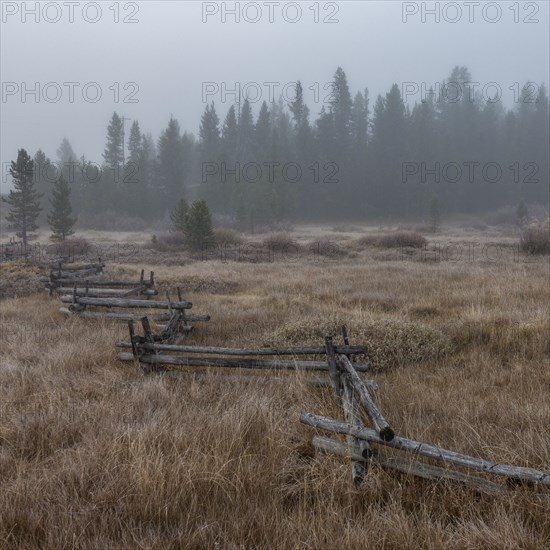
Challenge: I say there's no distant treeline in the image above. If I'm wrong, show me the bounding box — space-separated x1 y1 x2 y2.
31 66 549 224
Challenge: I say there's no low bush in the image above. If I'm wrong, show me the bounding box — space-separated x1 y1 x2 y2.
214 228 244 246
356 231 427 249
520 221 550 255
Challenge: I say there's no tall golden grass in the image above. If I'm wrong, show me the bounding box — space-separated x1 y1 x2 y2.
0 226 549 548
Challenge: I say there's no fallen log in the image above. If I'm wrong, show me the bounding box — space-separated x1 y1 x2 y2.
312 436 504 495
60 309 173 321
55 287 157 297
338 354 394 441
47 279 154 288
118 353 373 372
114 342 366 355
300 413 550 487
53 262 105 271
51 268 102 279
59 296 192 309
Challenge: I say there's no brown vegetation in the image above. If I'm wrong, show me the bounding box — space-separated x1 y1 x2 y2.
0 224 549 548
521 221 550 255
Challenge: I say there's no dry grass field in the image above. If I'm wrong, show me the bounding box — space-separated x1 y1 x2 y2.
1 224 549 549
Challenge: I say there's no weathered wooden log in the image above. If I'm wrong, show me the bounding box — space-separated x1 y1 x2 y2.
114 342 366 355
338 354 394 441
341 374 370 485
311 436 504 495
53 261 105 271
55 287 157 297
300 413 550 487
49 279 154 288
59 296 192 309
118 353 372 372
59 309 173 321
51 268 102 279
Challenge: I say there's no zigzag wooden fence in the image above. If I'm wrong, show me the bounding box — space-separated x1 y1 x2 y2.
299 327 550 494
118 319 550 495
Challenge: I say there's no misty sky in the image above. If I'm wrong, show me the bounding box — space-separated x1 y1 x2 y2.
1 0 549 186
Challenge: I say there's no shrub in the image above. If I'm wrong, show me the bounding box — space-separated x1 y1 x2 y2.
307 237 347 257
263 315 452 370
520 222 550 255
145 232 184 251
356 231 427 249
184 200 214 252
46 237 90 259
263 232 299 253
377 231 427 248
214 228 244 246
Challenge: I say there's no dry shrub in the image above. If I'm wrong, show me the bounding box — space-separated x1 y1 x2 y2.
355 234 380 247
0 261 43 299
520 221 550 255
307 237 348 258
376 231 427 249
144 232 184 251
263 315 452 370
214 228 244 246
356 231 427 249
262 232 299 252
46 237 90 259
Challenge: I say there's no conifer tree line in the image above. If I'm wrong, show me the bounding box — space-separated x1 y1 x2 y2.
19 66 550 227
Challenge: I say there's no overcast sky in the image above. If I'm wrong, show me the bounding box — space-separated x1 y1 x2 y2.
1 0 549 186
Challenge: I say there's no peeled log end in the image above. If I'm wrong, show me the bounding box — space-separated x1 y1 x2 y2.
380 426 395 442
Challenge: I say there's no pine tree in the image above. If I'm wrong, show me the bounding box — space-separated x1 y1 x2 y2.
429 197 441 233
199 102 221 162
170 198 189 234
34 149 53 218
4 149 42 247
156 116 185 206
127 120 142 164
103 112 125 168
255 101 272 157
516 199 528 227
237 99 255 162
47 174 77 240
221 105 239 163
57 137 77 165
330 67 353 155
184 200 214 251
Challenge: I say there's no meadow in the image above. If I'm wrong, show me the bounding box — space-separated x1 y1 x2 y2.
1 223 549 549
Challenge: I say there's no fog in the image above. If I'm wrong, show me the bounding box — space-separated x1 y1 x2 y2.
1 0 549 223
2 1 548 163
